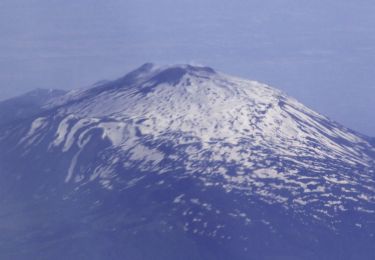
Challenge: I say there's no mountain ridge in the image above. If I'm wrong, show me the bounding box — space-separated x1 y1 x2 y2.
0 88 66 127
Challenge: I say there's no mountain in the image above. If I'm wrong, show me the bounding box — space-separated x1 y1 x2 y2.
0 64 374 260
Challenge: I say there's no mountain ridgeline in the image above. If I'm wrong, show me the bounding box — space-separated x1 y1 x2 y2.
0 89 66 127
0 64 374 260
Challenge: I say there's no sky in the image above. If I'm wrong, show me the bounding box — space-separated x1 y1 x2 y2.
0 0 374 136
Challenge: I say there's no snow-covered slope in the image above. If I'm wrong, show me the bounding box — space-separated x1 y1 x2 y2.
0 64 374 260
21 63 375 212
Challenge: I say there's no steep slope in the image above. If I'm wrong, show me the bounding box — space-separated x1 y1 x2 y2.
0 64 374 260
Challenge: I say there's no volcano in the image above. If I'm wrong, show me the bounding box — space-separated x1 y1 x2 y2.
0 63 374 260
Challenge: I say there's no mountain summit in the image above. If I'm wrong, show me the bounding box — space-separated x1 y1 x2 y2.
0 64 374 260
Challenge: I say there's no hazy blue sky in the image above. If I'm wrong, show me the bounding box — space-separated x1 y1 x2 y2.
0 0 374 135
